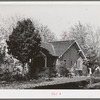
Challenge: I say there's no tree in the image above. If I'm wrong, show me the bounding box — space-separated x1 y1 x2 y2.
0 16 24 63
60 31 70 41
61 22 100 57
0 46 5 65
86 26 100 57
38 25 56 42
0 16 22 41
84 26 100 74
6 19 41 68
69 22 89 50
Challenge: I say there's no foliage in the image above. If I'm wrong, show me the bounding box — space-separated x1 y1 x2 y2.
0 46 5 65
61 22 100 55
0 16 23 43
61 22 88 51
37 66 57 79
0 61 29 81
38 25 56 42
48 65 57 78
61 22 100 72
83 57 99 74
0 68 13 81
59 66 70 77
12 64 23 81
82 65 88 76
6 19 41 64
57 61 70 77
0 16 22 77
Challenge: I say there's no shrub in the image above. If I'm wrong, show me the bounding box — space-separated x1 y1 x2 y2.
12 66 23 81
0 68 14 82
56 61 70 77
37 66 57 79
48 65 57 78
60 66 70 77
38 69 49 79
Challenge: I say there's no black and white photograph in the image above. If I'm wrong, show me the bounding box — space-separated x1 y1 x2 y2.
0 1 100 90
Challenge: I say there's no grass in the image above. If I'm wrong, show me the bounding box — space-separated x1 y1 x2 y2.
0 76 89 89
86 77 100 89
87 82 100 89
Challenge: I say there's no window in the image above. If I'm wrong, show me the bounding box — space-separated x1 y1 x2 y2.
64 59 66 64
71 61 72 65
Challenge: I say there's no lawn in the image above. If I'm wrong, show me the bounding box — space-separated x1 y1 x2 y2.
86 77 100 89
87 82 100 89
0 76 89 89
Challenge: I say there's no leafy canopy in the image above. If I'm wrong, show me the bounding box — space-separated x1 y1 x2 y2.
6 19 41 64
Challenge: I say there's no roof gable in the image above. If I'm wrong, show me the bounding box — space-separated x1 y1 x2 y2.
73 41 86 59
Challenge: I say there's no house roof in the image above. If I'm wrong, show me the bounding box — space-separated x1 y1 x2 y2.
50 40 86 59
41 42 57 57
50 40 75 57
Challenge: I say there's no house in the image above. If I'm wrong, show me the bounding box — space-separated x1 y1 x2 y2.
31 40 86 78
50 40 86 76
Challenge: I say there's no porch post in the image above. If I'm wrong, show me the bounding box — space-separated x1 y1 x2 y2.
40 51 47 68
45 56 47 68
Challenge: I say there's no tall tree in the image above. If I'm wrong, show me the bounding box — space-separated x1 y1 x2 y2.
0 16 20 66
86 26 100 57
38 25 56 42
6 19 41 67
69 22 88 51
61 22 93 52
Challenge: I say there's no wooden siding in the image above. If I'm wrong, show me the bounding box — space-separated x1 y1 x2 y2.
59 44 80 69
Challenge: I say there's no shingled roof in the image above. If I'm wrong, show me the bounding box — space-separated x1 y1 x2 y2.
50 40 75 57
50 40 86 59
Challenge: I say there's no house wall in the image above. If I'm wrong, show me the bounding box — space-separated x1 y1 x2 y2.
59 44 81 70
70 57 84 76
76 57 83 70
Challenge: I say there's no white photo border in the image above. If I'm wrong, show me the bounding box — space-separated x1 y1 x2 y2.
0 1 100 99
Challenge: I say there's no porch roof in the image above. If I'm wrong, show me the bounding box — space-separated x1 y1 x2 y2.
41 42 57 57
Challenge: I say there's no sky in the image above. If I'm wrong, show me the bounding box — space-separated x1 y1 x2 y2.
0 2 100 39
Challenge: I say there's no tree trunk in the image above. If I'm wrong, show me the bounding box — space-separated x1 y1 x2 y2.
28 61 33 79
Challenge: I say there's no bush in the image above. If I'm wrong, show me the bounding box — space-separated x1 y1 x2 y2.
38 69 49 79
12 67 23 81
0 68 14 82
56 61 70 77
48 66 57 78
37 66 57 79
60 66 70 77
